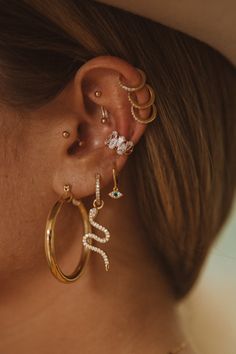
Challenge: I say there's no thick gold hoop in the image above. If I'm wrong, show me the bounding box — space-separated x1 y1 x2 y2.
118 68 146 92
128 84 156 109
131 103 157 124
45 190 92 283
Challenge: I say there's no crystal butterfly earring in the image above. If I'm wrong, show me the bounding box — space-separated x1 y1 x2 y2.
109 167 123 199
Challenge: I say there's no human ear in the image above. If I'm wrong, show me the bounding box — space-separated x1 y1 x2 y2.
52 55 152 199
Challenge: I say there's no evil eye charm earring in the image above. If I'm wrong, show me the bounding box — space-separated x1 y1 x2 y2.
109 167 123 199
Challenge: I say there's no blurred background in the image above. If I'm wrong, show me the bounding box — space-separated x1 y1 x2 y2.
179 199 236 354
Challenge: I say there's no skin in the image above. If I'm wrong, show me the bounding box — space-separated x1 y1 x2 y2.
0 56 196 354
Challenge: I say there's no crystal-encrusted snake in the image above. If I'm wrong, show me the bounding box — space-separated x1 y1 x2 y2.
82 207 110 271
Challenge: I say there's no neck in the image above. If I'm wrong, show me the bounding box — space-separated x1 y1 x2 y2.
0 178 188 354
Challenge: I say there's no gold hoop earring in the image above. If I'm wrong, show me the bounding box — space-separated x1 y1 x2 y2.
131 103 157 124
128 84 155 109
118 67 158 124
45 184 92 283
82 174 111 271
118 68 146 92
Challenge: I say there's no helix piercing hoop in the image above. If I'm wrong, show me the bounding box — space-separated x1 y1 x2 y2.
128 84 155 109
118 68 158 124
82 174 110 271
131 104 157 124
45 184 92 283
118 68 146 92
109 167 123 199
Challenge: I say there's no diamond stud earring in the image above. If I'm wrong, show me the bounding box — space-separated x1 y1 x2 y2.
109 167 123 199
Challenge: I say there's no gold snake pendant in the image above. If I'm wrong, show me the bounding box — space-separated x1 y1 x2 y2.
82 207 110 271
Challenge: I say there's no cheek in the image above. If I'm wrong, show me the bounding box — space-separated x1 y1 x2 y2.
0 122 56 276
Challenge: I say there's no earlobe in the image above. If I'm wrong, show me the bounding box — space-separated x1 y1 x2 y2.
52 55 157 200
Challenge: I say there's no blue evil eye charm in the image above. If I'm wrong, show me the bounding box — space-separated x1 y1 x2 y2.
109 190 123 199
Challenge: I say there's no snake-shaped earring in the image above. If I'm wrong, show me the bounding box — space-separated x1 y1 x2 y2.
82 173 110 271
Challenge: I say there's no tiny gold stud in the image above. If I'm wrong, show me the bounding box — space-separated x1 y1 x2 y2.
64 184 71 192
101 118 108 124
62 131 70 138
95 90 102 97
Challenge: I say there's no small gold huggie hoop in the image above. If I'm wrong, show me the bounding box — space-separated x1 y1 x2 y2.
118 68 146 92
45 184 92 283
128 84 156 109
131 103 157 124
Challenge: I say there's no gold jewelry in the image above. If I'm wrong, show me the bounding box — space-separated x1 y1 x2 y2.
101 106 109 124
45 184 92 283
95 90 102 97
105 131 134 155
109 167 123 199
118 67 158 124
82 174 110 271
128 84 155 109
118 68 146 92
62 131 70 138
131 103 157 124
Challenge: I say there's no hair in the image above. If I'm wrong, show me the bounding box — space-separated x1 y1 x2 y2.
0 0 235 298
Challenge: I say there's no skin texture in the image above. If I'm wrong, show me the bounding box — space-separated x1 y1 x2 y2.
0 56 196 354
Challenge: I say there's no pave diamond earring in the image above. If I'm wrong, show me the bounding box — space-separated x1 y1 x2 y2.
105 131 134 155
82 174 110 271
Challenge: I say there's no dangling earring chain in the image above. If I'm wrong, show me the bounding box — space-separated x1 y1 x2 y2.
82 174 110 271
